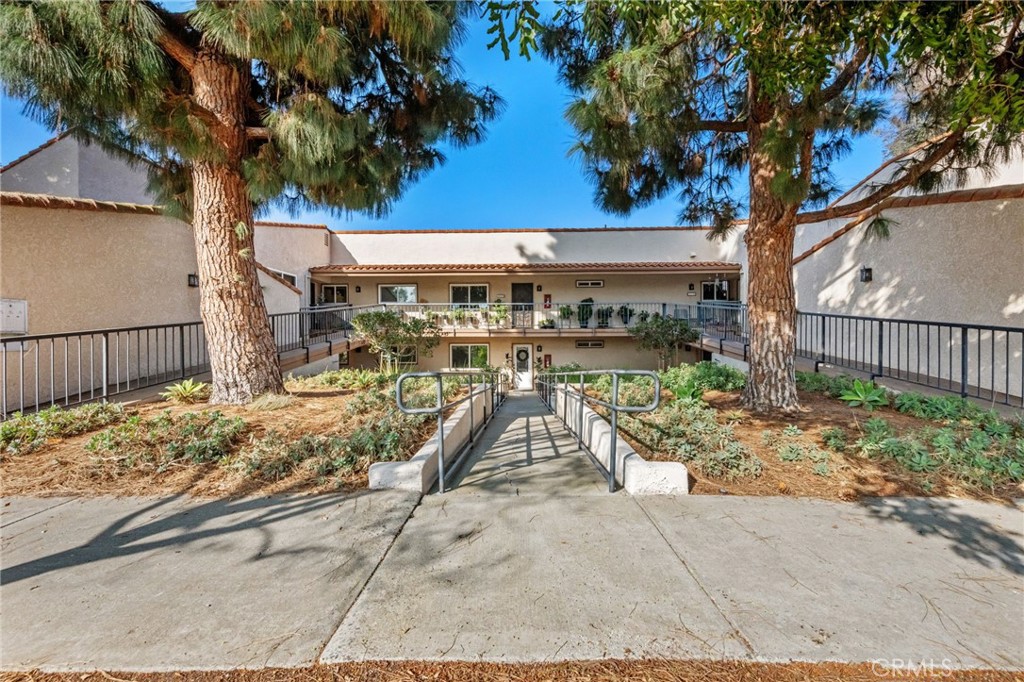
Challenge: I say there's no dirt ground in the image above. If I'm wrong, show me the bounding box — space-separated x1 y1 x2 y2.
622 389 1023 503
1 660 1017 682
0 386 435 498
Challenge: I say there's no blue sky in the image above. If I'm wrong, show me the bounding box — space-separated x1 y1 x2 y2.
1 15 887 231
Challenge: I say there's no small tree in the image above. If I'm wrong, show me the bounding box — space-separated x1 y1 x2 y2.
628 316 699 370
487 1 1023 411
352 311 442 375
1 1 499 403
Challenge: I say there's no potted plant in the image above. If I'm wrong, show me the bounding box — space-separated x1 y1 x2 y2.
636 310 651 323
577 298 594 328
618 305 636 326
539 319 556 329
596 305 614 328
558 304 575 327
450 307 467 325
490 301 509 327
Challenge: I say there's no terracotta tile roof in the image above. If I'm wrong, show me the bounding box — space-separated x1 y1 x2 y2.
255 262 303 295
0 190 162 215
793 183 1024 266
0 132 73 174
310 261 741 274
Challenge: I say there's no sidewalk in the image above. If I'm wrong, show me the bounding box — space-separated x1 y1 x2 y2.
2 394 1022 671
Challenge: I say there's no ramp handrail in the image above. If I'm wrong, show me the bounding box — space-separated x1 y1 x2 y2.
395 369 509 493
535 369 660 492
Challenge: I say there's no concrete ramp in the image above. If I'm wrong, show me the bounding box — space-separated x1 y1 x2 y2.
446 393 607 495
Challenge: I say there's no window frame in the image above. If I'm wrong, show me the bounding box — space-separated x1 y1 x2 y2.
450 343 490 369
575 279 605 288
269 269 298 286
378 284 419 304
701 280 731 301
321 284 348 305
449 283 490 307
575 340 605 349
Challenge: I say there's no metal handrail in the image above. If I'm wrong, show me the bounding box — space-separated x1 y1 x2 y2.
394 369 509 493
535 369 661 493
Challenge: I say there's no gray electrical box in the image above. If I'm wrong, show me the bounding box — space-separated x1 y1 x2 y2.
1 299 28 335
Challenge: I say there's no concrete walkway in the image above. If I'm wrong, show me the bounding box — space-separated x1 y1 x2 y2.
2 393 1023 671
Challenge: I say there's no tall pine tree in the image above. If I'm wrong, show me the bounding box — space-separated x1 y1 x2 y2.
1 1 500 403
488 0 1023 411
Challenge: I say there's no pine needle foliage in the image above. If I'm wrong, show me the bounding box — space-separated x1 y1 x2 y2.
1 1 502 220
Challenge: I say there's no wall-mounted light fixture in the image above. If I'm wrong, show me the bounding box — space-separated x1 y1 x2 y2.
536 284 543 292
859 266 873 283
536 344 543 352
187 273 199 288
355 285 361 293
688 283 695 291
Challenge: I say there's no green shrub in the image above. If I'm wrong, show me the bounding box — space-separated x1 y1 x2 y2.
238 431 350 480
620 399 762 481
660 361 746 394
839 379 889 411
782 424 803 437
160 379 211 404
87 410 247 468
1 402 126 456
821 427 848 452
795 372 856 398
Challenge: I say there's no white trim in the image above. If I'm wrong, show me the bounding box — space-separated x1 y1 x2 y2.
378 283 419 304
450 343 490 369
576 279 605 288
268 268 298 286
575 340 605 349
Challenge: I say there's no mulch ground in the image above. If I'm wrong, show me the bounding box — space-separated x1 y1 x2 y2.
0 387 434 498
2 661 1018 682
622 389 1022 503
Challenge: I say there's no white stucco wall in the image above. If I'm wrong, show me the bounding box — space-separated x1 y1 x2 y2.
1 136 154 205
330 227 745 266
254 224 331 305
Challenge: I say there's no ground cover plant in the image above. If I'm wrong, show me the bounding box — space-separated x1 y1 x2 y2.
0 369 460 497
588 363 1023 500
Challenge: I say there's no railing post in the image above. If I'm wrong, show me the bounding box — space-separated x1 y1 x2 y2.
819 314 826 365
608 373 619 493
876 320 884 380
101 333 109 404
436 376 447 494
577 374 585 450
178 324 186 378
468 375 475 444
960 327 969 397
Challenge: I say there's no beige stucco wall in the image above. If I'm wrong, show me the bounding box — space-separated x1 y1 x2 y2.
345 335 696 374
0 206 202 334
254 223 331 305
257 271 301 316
312 272 739 310
793 197 1023 325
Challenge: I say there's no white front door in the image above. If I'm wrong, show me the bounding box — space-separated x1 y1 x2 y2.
513 344 533 390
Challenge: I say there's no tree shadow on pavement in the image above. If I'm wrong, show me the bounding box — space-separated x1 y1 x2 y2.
0 491 381 586
858 497 1024 576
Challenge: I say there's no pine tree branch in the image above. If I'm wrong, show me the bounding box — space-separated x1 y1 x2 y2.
696 120 746 133
802 44 870 109
246 127 271 140
157 31 196 72
797 129 965 223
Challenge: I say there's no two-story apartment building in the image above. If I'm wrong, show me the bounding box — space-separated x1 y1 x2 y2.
2 133 1021 396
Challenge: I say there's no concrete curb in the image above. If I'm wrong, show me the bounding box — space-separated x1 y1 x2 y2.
369 387 493 493
552 388 690 495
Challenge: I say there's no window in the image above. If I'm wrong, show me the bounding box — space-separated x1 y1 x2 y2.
321 284 348 304
575 340 605 349
702 280 731 301
450 344 489 368
576 280 604 288
269 269 297 286
450 284 489 306
379 284 418 303
337 351 349 366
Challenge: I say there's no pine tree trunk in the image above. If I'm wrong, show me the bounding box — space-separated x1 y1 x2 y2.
742 95 801 412
191 48 283 404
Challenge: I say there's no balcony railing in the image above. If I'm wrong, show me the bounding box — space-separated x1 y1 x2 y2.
376 301 674 331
